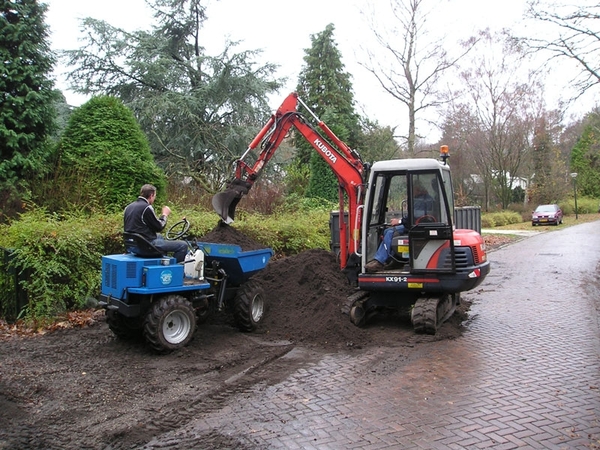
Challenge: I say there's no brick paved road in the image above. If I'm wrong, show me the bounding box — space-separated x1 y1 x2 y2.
145 222 600 449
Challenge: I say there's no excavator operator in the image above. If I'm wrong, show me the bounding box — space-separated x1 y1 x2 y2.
365 181 434 273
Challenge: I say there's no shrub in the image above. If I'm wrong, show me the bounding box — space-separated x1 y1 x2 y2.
45 96 166 213
0 205 338 322
0 210 122 322
563 197 600 215
481 211 522 228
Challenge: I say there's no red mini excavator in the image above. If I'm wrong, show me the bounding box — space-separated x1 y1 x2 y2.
213 93 490 333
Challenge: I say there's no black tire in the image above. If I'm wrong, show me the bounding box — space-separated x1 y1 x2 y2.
143 295 196 353
233 279 265 332
106 310 143 340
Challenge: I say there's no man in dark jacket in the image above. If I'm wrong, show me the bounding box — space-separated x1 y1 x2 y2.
124 184 188 262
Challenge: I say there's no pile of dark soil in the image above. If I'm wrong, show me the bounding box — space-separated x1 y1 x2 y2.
198 221 266 251
199 223 468 350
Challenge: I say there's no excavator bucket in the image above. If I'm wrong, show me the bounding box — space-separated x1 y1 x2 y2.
212 179 252 224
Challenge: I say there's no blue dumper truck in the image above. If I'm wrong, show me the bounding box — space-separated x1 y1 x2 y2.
98 221 273 353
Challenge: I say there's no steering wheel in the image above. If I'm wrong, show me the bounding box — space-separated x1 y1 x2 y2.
166 218 190 240
415 215 436 225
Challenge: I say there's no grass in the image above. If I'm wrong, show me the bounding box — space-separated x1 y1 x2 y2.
488 213 600 232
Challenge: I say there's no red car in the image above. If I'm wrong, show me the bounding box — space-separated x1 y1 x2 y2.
532 204 563 226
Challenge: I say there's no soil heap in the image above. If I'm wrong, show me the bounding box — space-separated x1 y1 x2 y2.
199 223 467 349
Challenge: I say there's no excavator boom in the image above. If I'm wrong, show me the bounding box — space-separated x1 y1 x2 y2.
213 92 366 267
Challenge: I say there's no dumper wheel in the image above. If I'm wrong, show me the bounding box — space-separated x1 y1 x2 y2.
233 279 265 332
144 295 196 353
106 310 143 340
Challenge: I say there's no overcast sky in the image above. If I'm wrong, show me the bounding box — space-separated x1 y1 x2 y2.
44 0 597 137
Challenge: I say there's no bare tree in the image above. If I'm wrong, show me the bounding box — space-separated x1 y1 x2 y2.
524 0 600 98
442 30 546 210
360 0 475 156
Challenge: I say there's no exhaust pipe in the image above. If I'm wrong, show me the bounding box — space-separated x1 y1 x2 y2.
212 179 252 224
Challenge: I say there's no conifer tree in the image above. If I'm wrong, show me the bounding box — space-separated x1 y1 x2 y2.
0 0 57 216
295 24 361 201
51 96 166 213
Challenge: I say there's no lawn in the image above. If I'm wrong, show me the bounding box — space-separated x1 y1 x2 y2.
489 213 600 232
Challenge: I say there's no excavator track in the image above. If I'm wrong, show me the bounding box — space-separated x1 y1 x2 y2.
411 294 456 334
343 290 370 327
341 290 369 316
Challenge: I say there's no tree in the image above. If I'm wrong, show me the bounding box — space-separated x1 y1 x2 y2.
528 114 569 205
570 109 600 198
442 30 545 210
61 0 281 193
524 1 600 99
48 96 166 213
358 118 400 163
295 24 362 202
0 0 57 218
361 0 475 156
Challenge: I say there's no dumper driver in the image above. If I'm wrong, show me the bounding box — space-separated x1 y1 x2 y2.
123 184 188 263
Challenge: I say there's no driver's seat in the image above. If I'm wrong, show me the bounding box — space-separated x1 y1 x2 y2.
123 232 164 258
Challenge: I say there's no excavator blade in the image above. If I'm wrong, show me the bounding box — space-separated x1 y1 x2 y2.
212 180 252 224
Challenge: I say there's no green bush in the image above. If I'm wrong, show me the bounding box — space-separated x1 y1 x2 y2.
0 210 122 322
46 96 166 214
561 197 599 215
0 205 337 322
237 210 331 256
481 211 522 228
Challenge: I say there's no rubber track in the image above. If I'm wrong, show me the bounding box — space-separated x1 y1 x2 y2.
342 290 369 315
411 297 439 334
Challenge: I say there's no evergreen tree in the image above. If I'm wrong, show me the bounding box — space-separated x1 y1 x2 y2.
529 118 568 205
295 24 361 201
48 96 166 213
62 0 281 192
570 110 600 198
0 0 57 217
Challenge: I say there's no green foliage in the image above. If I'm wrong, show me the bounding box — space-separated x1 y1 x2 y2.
236 210 331 256
530 124 569 205
295 24 361 200
278 193 337 214
307 152 339 202
283 159 310 197
560 197 599 215
0 210 122 321
481 211 523 227
49 96 166 213
570 111 600 198
0 202 340 322
61 0 281 192
358 118 399 163
0 0 58 218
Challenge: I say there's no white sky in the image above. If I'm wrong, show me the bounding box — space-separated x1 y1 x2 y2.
44 0 597 137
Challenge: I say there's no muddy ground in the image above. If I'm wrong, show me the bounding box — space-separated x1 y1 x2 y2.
0 224 503 450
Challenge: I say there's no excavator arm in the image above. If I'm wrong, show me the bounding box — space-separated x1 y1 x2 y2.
212 92 366 268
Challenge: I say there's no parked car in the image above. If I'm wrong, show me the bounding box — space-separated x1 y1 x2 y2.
532 204 563 226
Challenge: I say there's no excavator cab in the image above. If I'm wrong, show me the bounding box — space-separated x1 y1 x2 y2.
353 157 488 332
363 161 455 273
